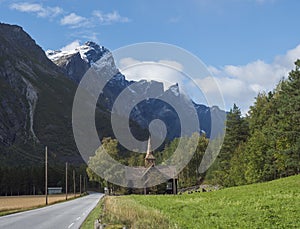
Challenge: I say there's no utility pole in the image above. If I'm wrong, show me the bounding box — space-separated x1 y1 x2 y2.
80 174 82 196
173 170 176 195
84 176 86 193
73 170 76 197
45 146 48 205
65 162 68 200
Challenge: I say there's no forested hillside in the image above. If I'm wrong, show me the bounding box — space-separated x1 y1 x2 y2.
207 60 300 186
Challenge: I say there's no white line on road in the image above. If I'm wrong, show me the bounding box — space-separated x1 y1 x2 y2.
76 217 81 221
68 222 74 228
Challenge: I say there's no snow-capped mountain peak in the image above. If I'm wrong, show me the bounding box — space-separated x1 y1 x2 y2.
45 41 112 83
46 41 109 64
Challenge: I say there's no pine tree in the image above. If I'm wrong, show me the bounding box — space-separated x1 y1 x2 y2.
213 104 249 186
276 60 300 175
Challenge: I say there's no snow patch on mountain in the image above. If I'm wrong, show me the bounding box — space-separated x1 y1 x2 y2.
46 41 108 64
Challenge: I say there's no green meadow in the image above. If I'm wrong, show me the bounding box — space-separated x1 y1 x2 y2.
82 175 300 228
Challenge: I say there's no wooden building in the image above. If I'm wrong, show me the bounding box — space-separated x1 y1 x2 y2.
126 138 178 194
48 187 62 194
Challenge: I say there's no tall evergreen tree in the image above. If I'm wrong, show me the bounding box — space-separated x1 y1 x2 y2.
276 60 300 175
213 104 249 186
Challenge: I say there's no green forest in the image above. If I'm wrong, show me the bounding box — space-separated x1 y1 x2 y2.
208 59 300 187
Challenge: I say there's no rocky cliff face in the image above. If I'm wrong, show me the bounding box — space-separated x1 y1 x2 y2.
0 23 148 165
0 23 58 147
47 42 130 109
46 41 109 83
47 41 226 139
0 23 111 165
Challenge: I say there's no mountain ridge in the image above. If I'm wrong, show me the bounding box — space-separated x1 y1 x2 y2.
0 23 116 165
46 41 226 139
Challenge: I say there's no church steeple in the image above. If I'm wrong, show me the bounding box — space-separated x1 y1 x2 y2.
145 137 155 167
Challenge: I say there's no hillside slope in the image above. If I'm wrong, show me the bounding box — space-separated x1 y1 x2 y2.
0 23 114 165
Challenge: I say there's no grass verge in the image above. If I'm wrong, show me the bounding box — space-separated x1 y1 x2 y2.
80 198 104 229
81 196 171 229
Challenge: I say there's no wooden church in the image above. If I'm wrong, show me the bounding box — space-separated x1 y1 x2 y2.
126 138 178 194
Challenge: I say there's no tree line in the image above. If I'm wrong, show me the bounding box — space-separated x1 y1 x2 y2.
207 60 300 187
0 164 88 196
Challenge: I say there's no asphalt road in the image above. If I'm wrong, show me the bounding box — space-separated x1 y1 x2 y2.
0 193 103 229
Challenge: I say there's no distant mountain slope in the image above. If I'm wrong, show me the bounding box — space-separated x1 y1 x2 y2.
47 42 226 139
0 23 115 165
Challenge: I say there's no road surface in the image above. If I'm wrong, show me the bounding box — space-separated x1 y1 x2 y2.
0 193 103 229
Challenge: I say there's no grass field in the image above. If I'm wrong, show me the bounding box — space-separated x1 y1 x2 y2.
82 175 300 228
0 194 79 216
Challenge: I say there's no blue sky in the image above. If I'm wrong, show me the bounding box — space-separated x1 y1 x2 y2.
1 0 300 112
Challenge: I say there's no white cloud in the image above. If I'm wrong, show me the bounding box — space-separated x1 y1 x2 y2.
158 60 183 71
274 44 300 69
223 60 285 87
195 76 254 112
119 58 183 71
119 57 140 69
10 2 63 18
60 13 89 28
207 66 221 75
207 44 300 113
117 45 300 114
10 3 129 30
118 58 185 89
93 10 130 24
61 40 81 51
60 10 129 29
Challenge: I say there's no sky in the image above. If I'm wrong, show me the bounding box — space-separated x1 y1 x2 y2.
1 0 300 113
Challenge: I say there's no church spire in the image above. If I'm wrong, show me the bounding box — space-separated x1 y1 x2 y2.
145 136 155 167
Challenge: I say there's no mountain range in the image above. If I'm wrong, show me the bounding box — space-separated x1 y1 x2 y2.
0 23 226 166
46 40 226 140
